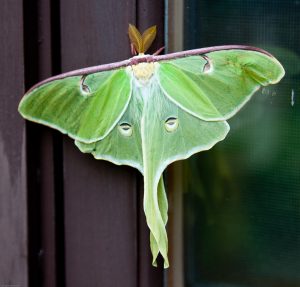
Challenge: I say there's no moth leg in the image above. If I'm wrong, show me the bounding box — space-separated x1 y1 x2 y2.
80 75 91 94
153 46 165 56
202 55 213 73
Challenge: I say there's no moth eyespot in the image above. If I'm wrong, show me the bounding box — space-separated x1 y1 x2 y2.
118 122 133 137
165 117 179 132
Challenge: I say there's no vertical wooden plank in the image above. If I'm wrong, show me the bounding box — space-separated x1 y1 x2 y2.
0 0 28 287
37 1 57 286
137 1 165 286
23 0 41 285
59 1 138 286
137 0 165 54
24 0 58 286
39 132 57 287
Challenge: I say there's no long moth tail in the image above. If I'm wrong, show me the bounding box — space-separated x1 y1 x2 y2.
149 176 169 268
144 174 169 268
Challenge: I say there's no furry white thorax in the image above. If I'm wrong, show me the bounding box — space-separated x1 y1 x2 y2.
127 54 159 86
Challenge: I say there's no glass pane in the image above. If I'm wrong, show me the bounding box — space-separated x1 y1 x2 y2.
183 1 300 287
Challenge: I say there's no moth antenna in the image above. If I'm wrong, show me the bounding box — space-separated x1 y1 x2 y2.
141 25 157 53
153 46 165 56
128 24 143 54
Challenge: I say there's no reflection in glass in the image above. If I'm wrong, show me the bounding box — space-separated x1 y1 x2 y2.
183 1 300 287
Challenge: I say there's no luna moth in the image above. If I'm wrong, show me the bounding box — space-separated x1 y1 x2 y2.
18 24 285 268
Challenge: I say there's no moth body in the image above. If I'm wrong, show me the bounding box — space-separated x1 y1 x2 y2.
128 55 158 86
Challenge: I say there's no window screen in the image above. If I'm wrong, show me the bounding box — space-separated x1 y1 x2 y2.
183 1 300 286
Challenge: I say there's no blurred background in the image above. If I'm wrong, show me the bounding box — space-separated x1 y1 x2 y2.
166 1 300 287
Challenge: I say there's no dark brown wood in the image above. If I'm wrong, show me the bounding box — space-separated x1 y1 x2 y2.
1 1 166 286
39 132 57 287
24 0 58 286
0 0 28 286
137 0 165 55
37 1 57 286
63 143 138 286
59 1 139 286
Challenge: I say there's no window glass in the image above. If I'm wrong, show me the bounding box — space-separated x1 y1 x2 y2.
183 1 300 286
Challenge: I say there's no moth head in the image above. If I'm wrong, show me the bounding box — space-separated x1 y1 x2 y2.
128 24 157 55
130 62 157 84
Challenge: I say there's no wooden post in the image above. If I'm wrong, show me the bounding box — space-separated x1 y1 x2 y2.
0 0 165 286
0 1 28 286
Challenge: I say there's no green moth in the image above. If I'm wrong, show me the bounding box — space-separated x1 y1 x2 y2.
18 24 285 268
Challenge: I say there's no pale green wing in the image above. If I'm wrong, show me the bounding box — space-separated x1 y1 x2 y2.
141 83 229 267
74 81 229 268
158 50 285 121
18 69 132 143
75 86 143 172
75 88 168 267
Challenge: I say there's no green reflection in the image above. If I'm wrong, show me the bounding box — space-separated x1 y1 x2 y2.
183 1 300 287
